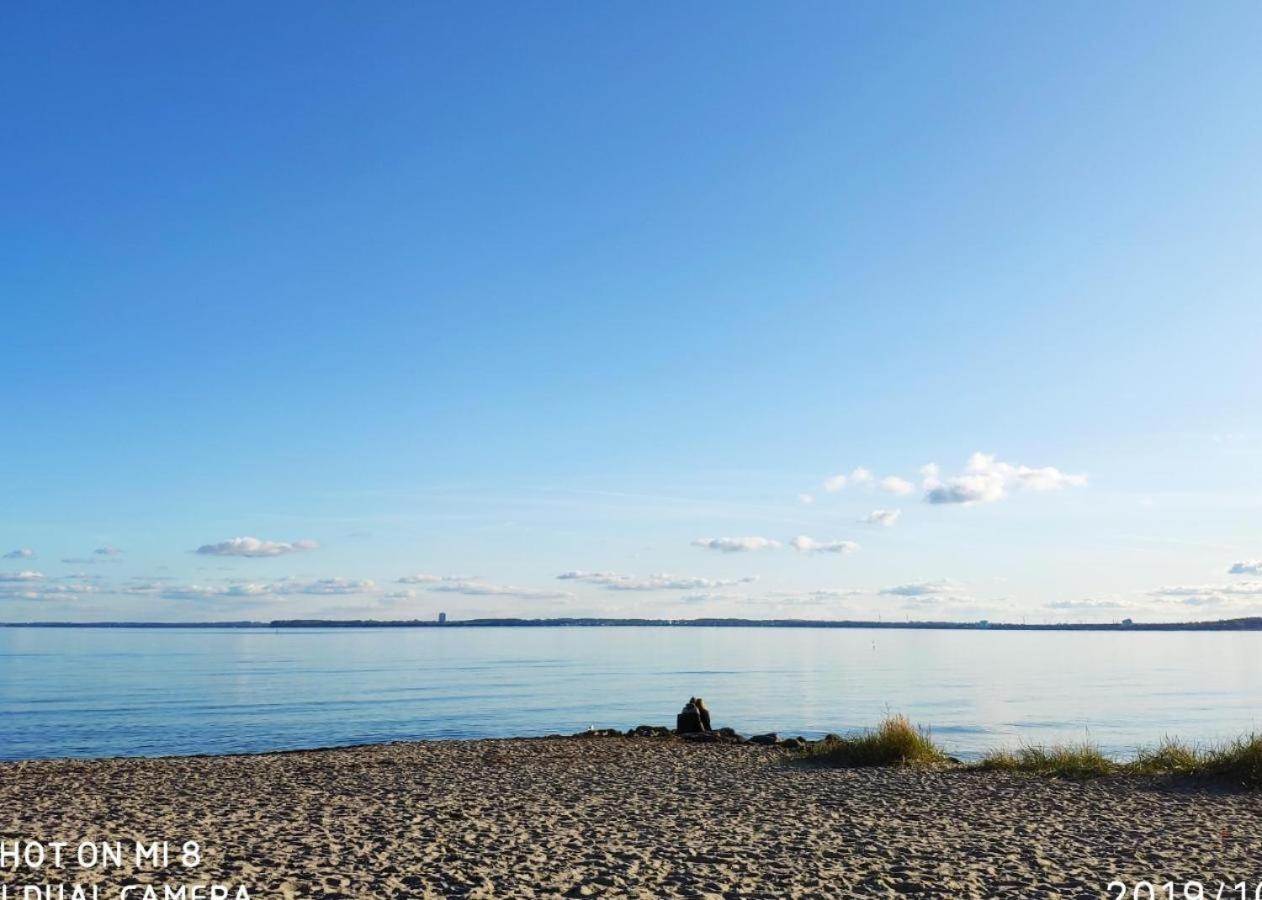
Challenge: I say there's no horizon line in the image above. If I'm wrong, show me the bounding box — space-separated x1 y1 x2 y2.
3 615 1262 632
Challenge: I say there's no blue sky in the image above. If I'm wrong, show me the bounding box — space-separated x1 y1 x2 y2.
3 2 1260 622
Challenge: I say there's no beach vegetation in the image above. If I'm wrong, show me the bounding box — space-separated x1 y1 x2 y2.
800 714 947 767
974 733 1262 787
974 742 1118 779
793 714 1262 788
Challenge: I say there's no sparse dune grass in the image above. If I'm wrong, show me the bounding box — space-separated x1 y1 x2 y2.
1202 734 1262 788
796 715 1262 789
1130 737 1204 776
974 743 1118 779
974 734 1262 787
801 715 947 767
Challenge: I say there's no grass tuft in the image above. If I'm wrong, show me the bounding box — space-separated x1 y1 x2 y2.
974 734 1262 787
802 715 946 768
974 742 1117 779
1130 737 1203 776
797 716 1262 790
1202 734 1262 788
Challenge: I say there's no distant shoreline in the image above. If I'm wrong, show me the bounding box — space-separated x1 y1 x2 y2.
3 615 1261 631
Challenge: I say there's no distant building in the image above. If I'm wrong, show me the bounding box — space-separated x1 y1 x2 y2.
1122 617 1134 627
438 612 447 624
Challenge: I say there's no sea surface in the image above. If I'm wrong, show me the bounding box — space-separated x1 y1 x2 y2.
0 625 1258 761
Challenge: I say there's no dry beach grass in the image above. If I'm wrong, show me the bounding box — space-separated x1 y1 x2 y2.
3 735 1262 899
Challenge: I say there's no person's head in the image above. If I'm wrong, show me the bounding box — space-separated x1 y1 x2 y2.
694 697 707 711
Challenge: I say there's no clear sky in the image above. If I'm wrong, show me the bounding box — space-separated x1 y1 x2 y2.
3 2 1260 623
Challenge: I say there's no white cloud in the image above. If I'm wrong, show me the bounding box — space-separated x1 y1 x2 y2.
1229 561 1262 576
822 474 848 493
94 546 123 556
427 579 572 601
1046 598 1128 611
823 467 873 493
0 570 106 602
162 583 276 601
3 548 35 560
790 535 859 555
691 536 781 553
923 452 1086 505
879 580 955 597
798 493 814 505
1149 581 1262 610
0 571 44 582
879 476 914 496
557 571 757 591
397 574 448 584
275 577 375 596
0 576 97 602
677 592 746 605
195 537 319 558
861 509 900 527
158 576 375 602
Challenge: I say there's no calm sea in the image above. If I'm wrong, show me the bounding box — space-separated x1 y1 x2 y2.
0 626 1257 761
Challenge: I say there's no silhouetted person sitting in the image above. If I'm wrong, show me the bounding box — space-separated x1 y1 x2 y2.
694 697 712 732
676 697 703 734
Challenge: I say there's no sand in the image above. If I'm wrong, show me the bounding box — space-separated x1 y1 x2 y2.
2 736 1260 898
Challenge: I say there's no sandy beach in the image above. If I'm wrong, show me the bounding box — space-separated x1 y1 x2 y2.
2 735 1260 899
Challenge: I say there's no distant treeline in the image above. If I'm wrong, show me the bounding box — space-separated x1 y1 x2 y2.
4 616 1262 631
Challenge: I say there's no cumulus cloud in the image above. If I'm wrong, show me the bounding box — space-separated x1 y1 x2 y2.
879 580 954 597
861 509 900 527
159 576 376 602
1149 581 1262 610
1046 598 1128 611
195 537 319 558
691 536 781 553
822 466 873 493
557 571 757 591
275 577 375 596
798 493 814 505
427 579 572 601
922 453 1086 505
822 474 848 493
3 548 34 559
1229 561 1262 576
790 535 859 555
162 583 276 601
0 571 100 602
0 571 44 582
0 580 97 602
879 476 914 496
677 592 749 605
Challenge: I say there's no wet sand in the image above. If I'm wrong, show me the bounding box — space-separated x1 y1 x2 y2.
2 736 1260 898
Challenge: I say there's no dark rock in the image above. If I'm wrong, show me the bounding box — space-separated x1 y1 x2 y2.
626 725 671 738
823 733 843 743
777 737 807 750
749 732 779 745
575 728 622 738
716 727 738 739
